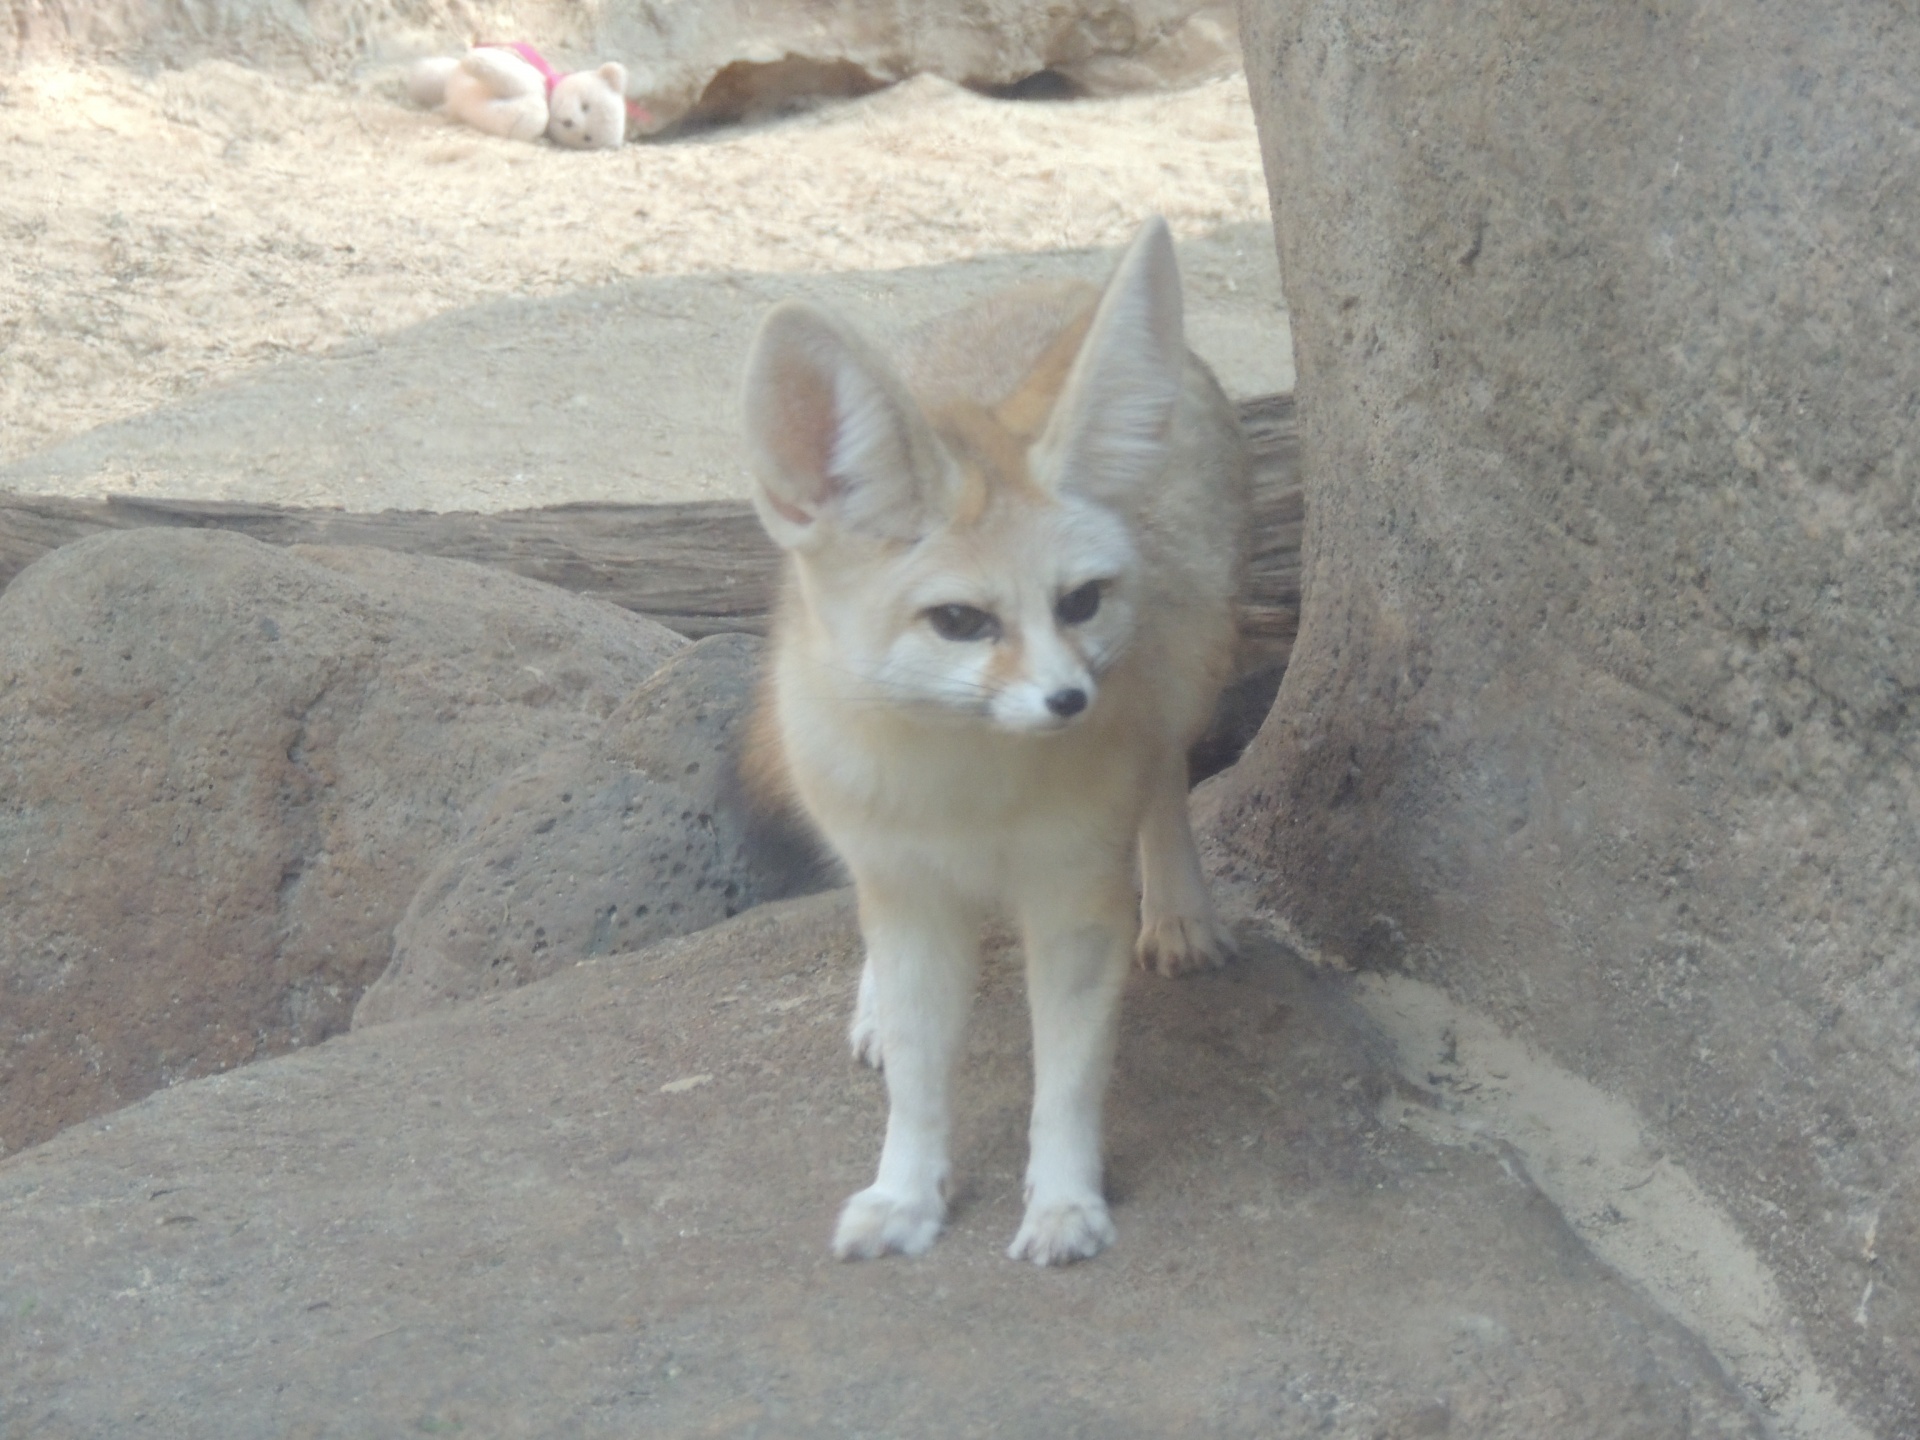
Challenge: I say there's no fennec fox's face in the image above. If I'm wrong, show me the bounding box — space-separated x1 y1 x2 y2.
742 219 1186 735
778 436 1142 733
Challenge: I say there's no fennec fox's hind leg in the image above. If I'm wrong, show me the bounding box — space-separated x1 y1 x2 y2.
1136 752 1233 977
1008 877 1133 1264
832 879 980 1260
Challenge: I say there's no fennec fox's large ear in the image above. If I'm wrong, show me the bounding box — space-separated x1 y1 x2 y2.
741 301 947 550
1036 215 1185 506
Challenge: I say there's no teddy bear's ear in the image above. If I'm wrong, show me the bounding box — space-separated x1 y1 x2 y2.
596 62 628 97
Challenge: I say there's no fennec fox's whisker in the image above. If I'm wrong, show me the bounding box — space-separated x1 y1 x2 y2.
740 215 1252 1266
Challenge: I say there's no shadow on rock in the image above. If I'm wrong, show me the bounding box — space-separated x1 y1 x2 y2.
355 633 835 1028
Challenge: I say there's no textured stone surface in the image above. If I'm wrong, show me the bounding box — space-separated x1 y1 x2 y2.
0 529 682 1156
602 1 1240 129
355 633 831 1028
0 893 1767 1438
1226 3 1919 1432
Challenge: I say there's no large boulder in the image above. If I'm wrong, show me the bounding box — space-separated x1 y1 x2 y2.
0 893 1769 1435
0 529 682 1156
1228 3 1919 1432
354 632 832 1028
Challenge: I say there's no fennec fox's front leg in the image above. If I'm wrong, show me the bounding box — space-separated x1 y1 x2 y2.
1136 751 1233 976
1007 874 1134 1264
832 877 981 1260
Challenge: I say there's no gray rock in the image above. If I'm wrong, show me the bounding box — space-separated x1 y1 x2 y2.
0 529 683 1156
0 893 1768 1437
603 1 1241 130
1227 3 1920 1432
355 632 832 1028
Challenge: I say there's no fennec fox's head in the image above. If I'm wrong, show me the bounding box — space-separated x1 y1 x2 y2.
742 217 1186 735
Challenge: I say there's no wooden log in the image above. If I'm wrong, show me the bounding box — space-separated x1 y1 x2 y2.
0 394 1301 672
1231 392 1304 674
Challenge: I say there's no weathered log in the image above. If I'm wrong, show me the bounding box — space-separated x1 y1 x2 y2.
0 394 1300 670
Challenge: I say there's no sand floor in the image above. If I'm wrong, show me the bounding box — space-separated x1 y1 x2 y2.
0 60 1276 502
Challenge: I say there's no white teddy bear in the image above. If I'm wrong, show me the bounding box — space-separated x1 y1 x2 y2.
408 43 639 149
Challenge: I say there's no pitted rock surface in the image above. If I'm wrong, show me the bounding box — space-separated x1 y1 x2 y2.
355 633 831 1028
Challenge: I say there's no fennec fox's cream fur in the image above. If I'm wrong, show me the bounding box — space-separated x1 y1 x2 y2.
740 217 1251 1265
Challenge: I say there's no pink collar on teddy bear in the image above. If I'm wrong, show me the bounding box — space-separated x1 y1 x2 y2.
482 41 653 128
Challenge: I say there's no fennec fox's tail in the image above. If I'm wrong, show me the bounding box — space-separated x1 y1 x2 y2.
740 216 1252 1265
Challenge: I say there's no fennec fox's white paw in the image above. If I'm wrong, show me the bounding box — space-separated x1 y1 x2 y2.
1136 914 1234 977
1007 1193 1117 1266
833 1185 945 1260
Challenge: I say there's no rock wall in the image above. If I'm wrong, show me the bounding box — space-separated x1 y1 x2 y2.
602 1 1240 127
1225 2 1919 1430
3 0 1239 126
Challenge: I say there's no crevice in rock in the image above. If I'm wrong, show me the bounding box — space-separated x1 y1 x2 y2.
673 55 887 131
973 68 1084 102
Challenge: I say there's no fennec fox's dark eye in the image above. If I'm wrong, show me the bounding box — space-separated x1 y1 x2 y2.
1055 580 1104 626
926 604 1001 643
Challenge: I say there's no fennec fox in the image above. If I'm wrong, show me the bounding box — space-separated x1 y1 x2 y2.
740 217 1251 1265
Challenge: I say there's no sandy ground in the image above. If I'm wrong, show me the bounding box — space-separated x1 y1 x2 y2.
0 60 1277 503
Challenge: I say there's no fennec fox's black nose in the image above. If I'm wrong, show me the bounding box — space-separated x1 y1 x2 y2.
1046 687 1089 718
